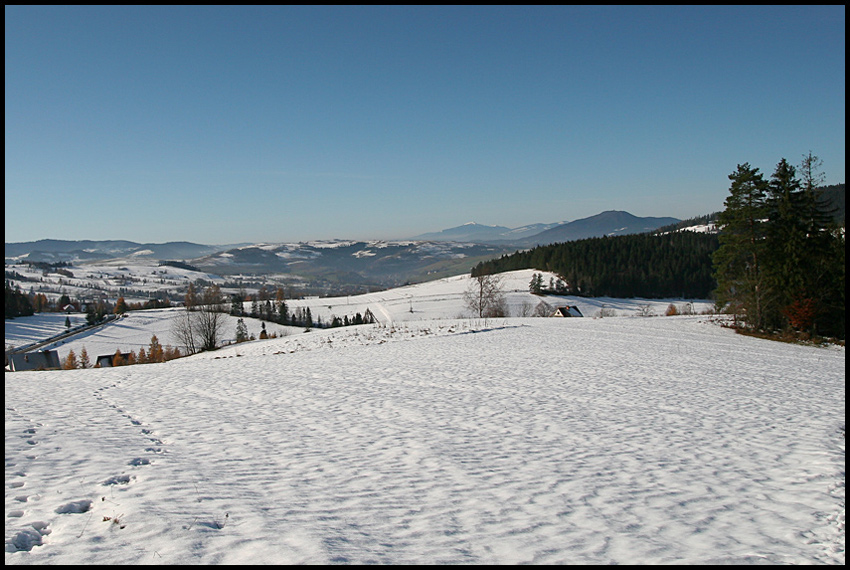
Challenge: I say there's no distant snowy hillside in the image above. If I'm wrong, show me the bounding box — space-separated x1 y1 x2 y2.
409 211 680 245
6 270 715 362
4 240 235 264
191 240 515 286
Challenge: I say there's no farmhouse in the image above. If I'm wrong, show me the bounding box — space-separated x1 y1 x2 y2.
550 305 583 317
8 350 62 371
96 352 133 367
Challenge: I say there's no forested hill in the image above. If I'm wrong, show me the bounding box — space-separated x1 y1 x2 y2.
473 231 719 299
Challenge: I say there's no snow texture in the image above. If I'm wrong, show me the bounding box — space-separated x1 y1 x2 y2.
5 310 845 563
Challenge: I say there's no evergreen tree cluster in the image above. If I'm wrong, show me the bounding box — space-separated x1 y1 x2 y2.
473 231 719 299
712 154 844 338
329 311 376 328
5 281 35 318
229 285 375 331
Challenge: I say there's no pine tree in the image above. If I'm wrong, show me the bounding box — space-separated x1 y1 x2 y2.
148 335 164 362
164 346 181 361
63 350 78 370
529 273 544 295
762 158 807 329
278 299 288 324
235 318 249 343
79 347 91 369
712 163 769 329
796 152 844 337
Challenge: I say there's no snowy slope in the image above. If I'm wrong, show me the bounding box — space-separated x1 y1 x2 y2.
282 269 714 326
5 309 297 362
7 270 714 362
4 313 87 350
5 316 845 564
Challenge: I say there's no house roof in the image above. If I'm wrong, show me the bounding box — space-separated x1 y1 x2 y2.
551 305 583 317
9 351 61 371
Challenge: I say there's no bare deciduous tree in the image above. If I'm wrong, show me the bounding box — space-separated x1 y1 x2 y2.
171 308 198 355
534 300 553 317
171 283 227 354
464 272 507 318
195 284 227 351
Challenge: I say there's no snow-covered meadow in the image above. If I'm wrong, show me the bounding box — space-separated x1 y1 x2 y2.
6 270 713 363
5 271 845 564
5 309 296 364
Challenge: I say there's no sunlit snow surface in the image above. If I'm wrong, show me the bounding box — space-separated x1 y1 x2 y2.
5 316 844 564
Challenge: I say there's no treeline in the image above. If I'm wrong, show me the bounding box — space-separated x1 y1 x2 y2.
61 335 183 369
472 231 719 299
230 285 375 330
712 154 844 339
158 260 201 272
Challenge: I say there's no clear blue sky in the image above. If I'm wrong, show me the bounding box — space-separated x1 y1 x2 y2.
5 6 845 245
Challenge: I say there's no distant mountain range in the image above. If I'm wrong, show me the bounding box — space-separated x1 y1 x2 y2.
410 210 680 245
411 222 562 243
3 210 682 289
7 194 843 295
517 210 681 245
192 241 513 286
4 240 242 264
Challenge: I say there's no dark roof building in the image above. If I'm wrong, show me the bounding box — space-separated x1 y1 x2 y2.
550 305 583 318
8 350 62 371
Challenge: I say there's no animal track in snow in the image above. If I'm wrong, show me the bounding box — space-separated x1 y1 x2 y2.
54 499 93 514
102 474 135 486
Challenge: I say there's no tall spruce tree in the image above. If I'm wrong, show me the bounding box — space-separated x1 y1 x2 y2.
712 163 769 329
763 158 806 329
795 152 844 337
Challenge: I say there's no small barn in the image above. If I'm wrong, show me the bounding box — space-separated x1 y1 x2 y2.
550 305 583 318
96 352 133 367
9 351 62 371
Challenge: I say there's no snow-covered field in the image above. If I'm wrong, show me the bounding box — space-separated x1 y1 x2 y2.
5 309 845 563
4 271 844 563
5 309 296 363
6 270 714 363
282 270 715 326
